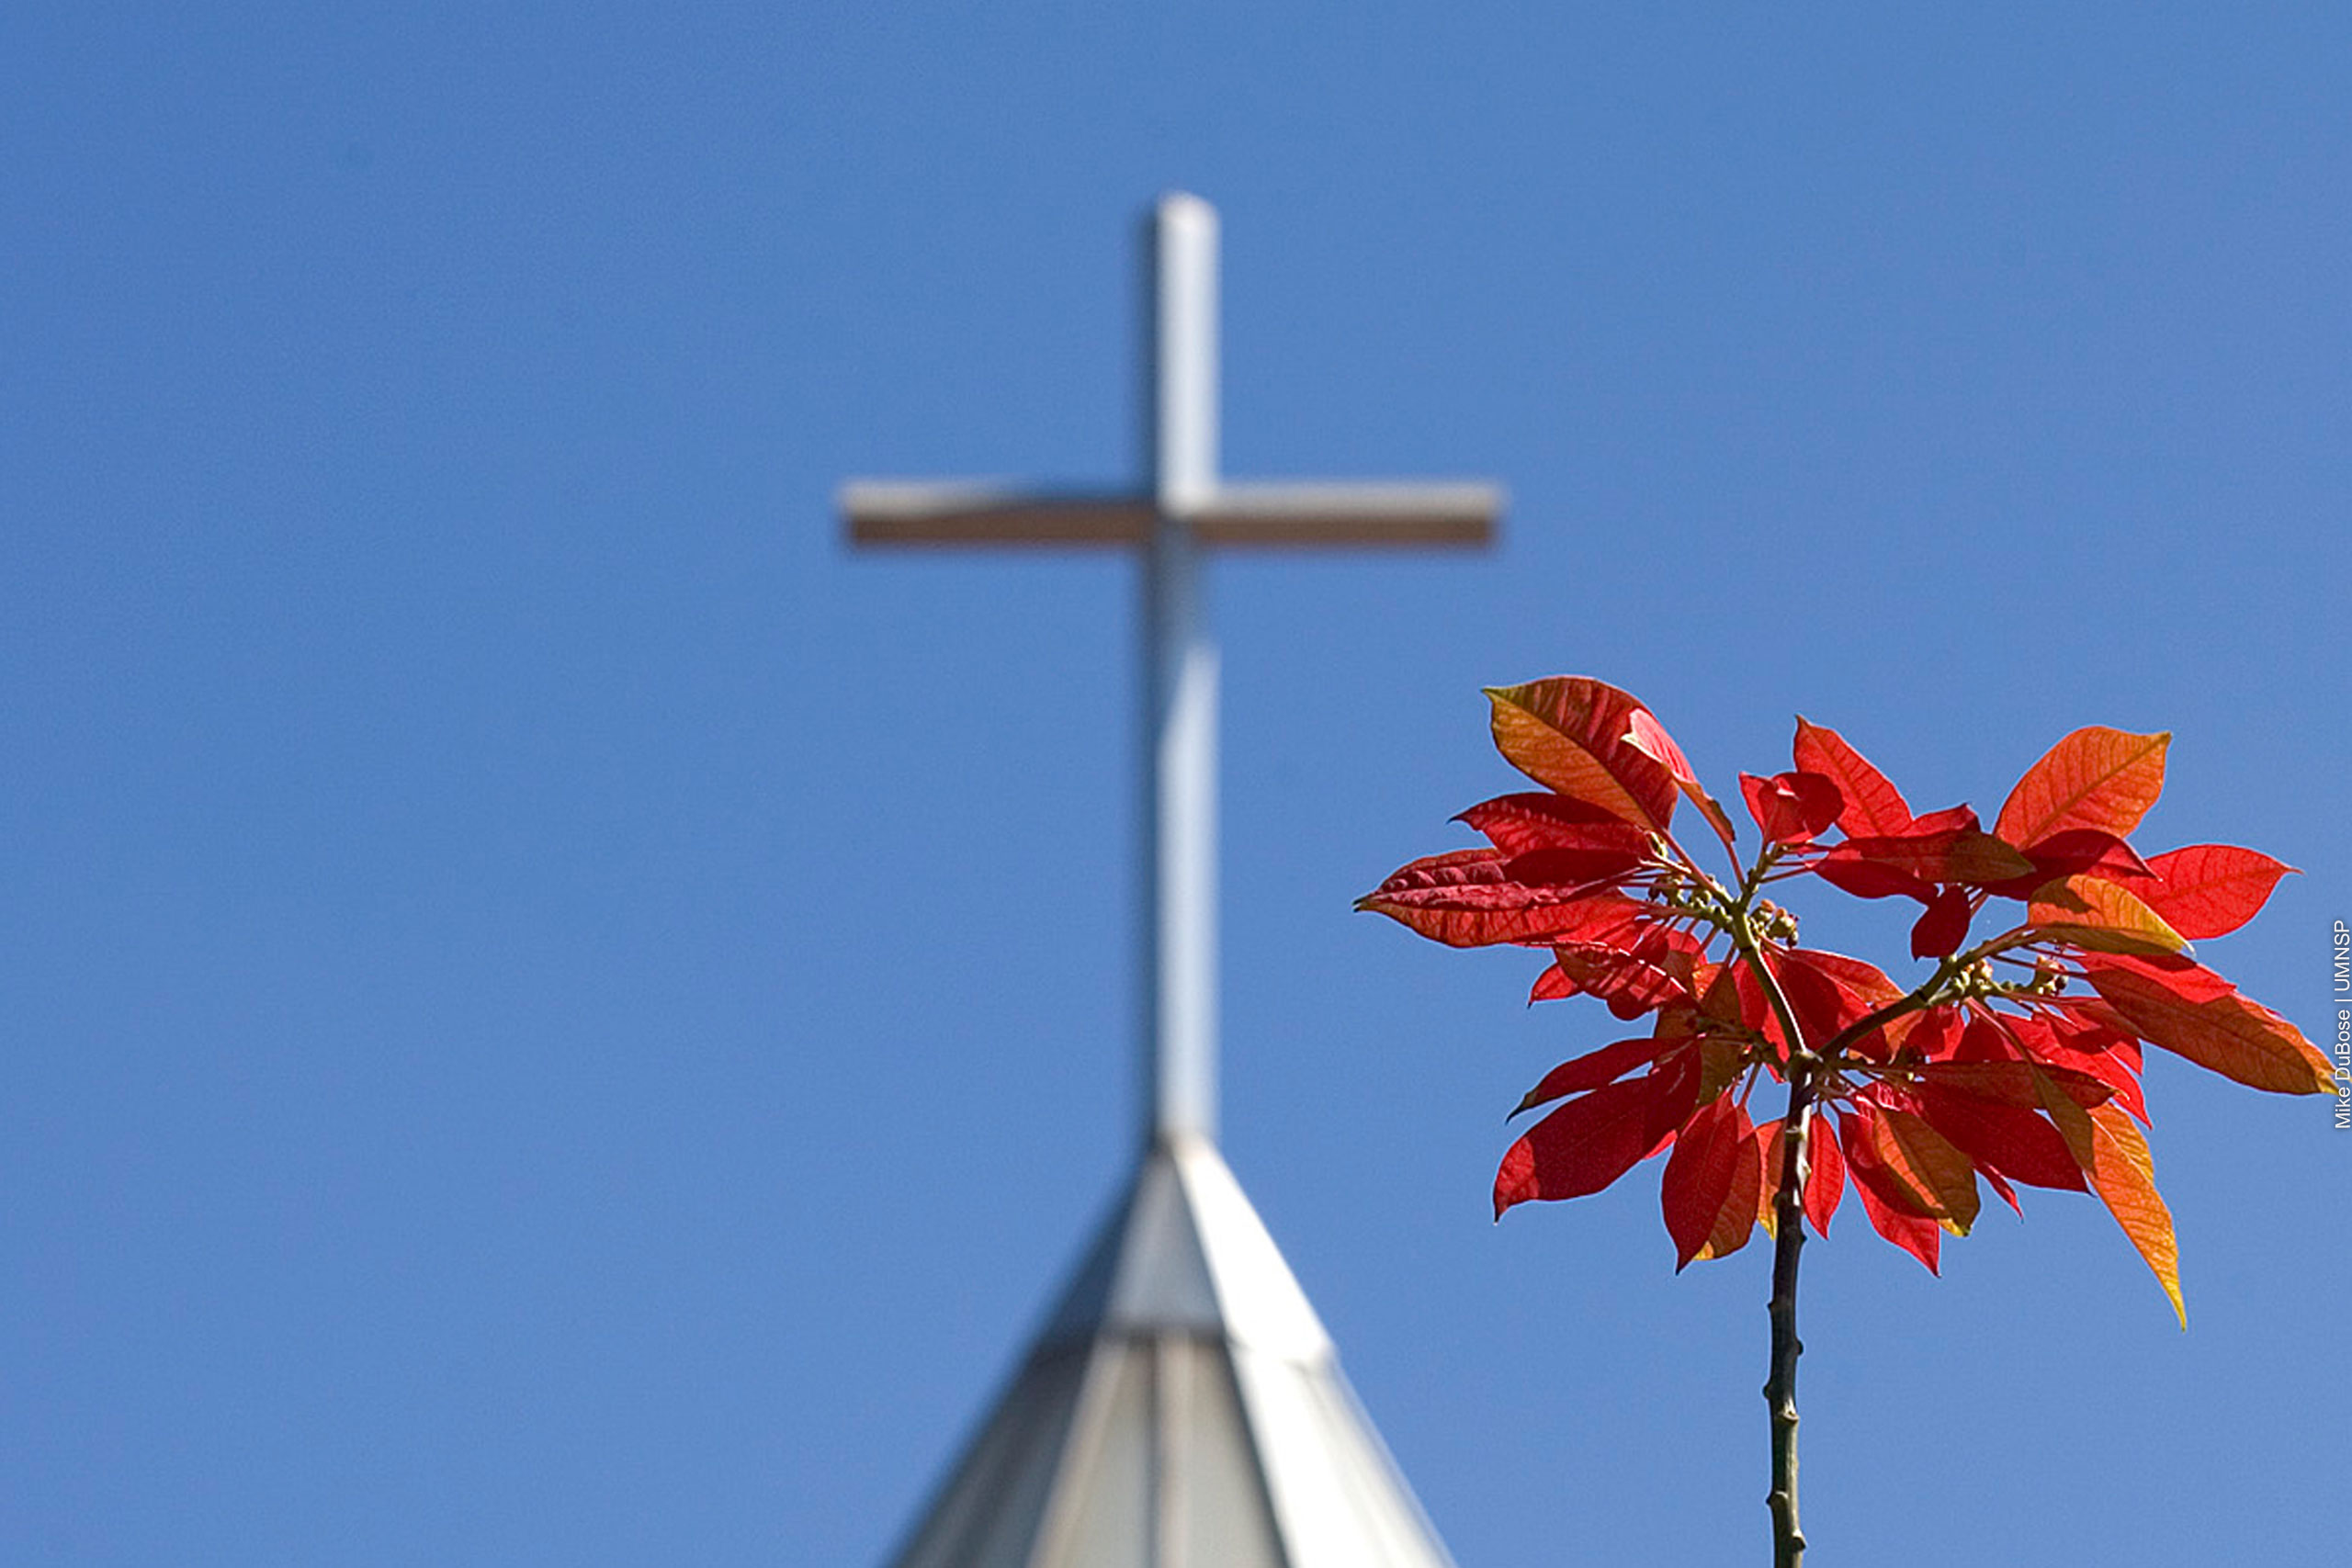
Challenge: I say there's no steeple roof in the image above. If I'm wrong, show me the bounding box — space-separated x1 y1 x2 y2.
884 1134 1458 1568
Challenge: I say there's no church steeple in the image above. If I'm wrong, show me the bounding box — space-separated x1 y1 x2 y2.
845 193 1497 1568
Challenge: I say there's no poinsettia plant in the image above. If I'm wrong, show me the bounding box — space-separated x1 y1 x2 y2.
1361 677 2329 1568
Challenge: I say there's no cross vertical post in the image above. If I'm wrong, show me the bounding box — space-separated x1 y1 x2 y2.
841 190 1501 1159
1143 194 1220 1149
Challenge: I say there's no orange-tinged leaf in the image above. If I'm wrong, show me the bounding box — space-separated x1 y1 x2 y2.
1792 717 1915 836
1695 1128 1763 1262
1486 679 1679 832
1873 1103 1983 1235
2081 962 2335 1095
1840 1107 1942 1271
2037 1077 2184 1325
1840 1104 1940 1215
1995 726 2169 850
1691 1037 1745 1102
2141 844 2295 940
2027 874 2189 956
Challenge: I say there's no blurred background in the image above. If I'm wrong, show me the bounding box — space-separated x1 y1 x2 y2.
4 5 2345 1563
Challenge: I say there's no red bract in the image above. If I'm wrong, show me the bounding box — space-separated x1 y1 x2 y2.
1363 676 2331 1324
1740 771 1844 845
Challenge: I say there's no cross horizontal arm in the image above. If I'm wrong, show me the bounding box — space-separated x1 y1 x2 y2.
842 479 1502 549
1193 481 1500 547
842 482 1154 547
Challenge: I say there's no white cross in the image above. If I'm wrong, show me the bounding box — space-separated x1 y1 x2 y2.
842 192 1502 1151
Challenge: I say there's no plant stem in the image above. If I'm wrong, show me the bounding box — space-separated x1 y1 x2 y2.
1727 902 1816 1568
1766 1062 1817 1568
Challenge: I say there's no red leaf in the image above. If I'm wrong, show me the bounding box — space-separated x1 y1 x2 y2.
1456 792 1641 854
1646 1046 1707 1139
1740 770 1845 845
1805 1114 1846 1235
1995 727 2170 851
2077 950 2234 1001
2140 844 2295 940
2024 828 2155 884
1911 886 1973 958
1914 1083 2086 1192
1813 853 1937 903
1763 947 1869 1054
1905 1006 1966 1062
1661 1096 1759 1269
1758 1114 1844 1236
1506 834 1652 886
1994 1011 2147 1123
1927 1022 2120 1113
1514 1037 1672 1116
1626 706 1740 852
1792 717 1915 836
1901 804 1984 837
1829 822 2038 889
2081 962 2335 1095
1486 678 1679 833
1358 851 1654 949
1946 830 2047 888
1496 1068 1683 1216
1781 949 1905 1008
1976 829 2158 900
1554 936 1695 1020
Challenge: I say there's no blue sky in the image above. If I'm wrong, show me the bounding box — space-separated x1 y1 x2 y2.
5 5 2346 1564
